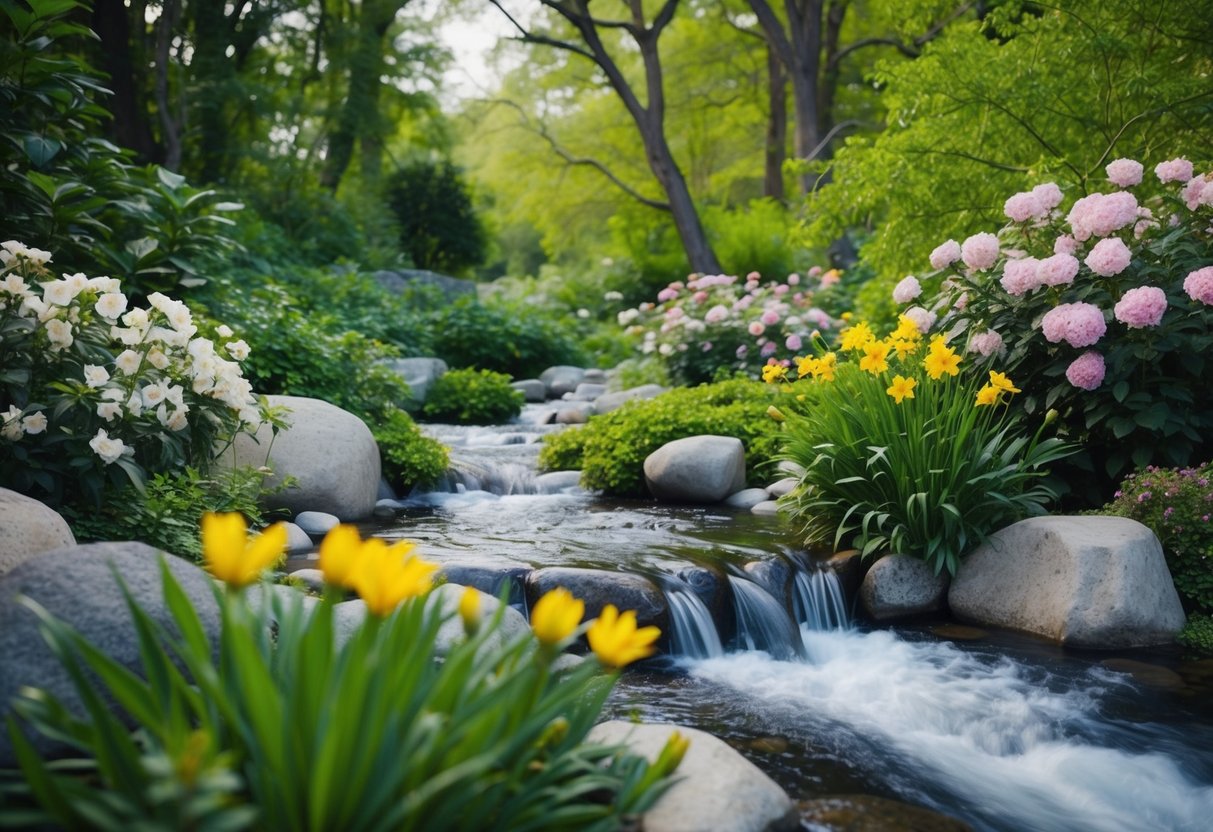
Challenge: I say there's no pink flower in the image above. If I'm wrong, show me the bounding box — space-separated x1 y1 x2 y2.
892 275 922 304
1004 191 1045 222
1183 266 1213 305
1084 237 1132 277
748 321 765 337
968 330 1006 357
692 291 709 304
736 344 748 358
1067 192 1138 240
760 309 780 326
1054 235 1079 256
1105 158 1143 188
999 258 1041 296
760 341 777 356
746 271 761 281
705 304 729 324
961 233 1000 271
785 334 802 351
808 266 823 278
787 273 800 286
1031 182 1064 211
929 239 962 270
701 341 713 352
1114 286 1167 328
773 284 790 296
1037 253 1080 287
657 287 679 302
1041 302 1106 348
904 306 936 333
1182 175 1213 211
1065 351 1106 390
1155 158 1194 184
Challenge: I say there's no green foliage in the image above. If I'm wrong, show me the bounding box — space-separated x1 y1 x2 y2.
1178 614 1213 654
385 159 488 275
1101 463 1213 614
373 407 450 493
1 565 676 830
427 296 586 378
538 378 784 498
422 369 524 426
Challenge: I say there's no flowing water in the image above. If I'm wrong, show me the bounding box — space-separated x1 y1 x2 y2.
353 413 1213 831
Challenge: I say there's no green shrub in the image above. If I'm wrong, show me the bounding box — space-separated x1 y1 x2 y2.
373 408 450 493
385 159 488 275
538 378 785 498
427 297 586 378
422 369 524 426
1178 614 1213 654
1100 463 1213 613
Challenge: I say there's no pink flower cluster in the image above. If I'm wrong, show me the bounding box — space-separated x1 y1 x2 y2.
1038 253 1079 287
1040 302 1106 348
1084 237 1132 277
892 275 922 303
1182 175 1213 211
1065 351 1106 390
1000 257 1041 296
929 239 962 270
961 233 1000 271
1002 183 1064 223
1113 286 1167 328
1106 158 1144 188
1066 191 1138 241
1184 266 1213 305
1155 157 1194 184
968 330 1006 357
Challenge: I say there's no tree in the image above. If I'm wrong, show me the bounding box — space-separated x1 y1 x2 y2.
385 159 488 274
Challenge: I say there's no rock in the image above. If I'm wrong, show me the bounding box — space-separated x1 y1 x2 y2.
678 565 733 644
439 559 533 603
534 471 583 494
567 382 608 401
0 542 221 765
539 365 586 398
798 795 974 832
0 489 76 577
751 500 780 516
767 477 799 499
295 510 340 537
582 368 609 384
826 549 864 602
930 624 989 641
290 568 326 592
377 478 397 501
594 384 666 415
380 357 448 407
526 567 667 633
745 560 793 610
588 721 798 832
372 269 476 301
283 522 314 554
555 402 596 424
860 554 948 621
777 460 805 477
1101 658 1186 689
246 582 321 626
725 488 770 510
511 379 547 403
222 395 381 521
373 499 403 519
948 516 1186 648
551 653 587 673
644 436 746 504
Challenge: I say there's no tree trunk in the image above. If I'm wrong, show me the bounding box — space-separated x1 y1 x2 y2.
190 1 232 183
816 0 847 158
91 0 158 162
154 0 183 172
764 46 787 202
643 125 721 274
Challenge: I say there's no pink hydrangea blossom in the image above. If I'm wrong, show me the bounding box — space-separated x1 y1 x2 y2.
1037 253 1080 287
961 233 1000 271
999 257 1042 296
692 290 709 304
760 309 781 326
787 273 801 286
1106 158 1143 188
1067 192 1138 241
701 341 713 352
774 284 789 296
1114 286 1167 328
892 275 922 304
820 271 840 287
808 266 823 278
760 341 777 356
748 321 765 337
1004 191 1045 222
968 330 1006 357
1065 351 1106 390
904 306 936 333
1040 302 1107 348
1182 175 1213 211
1183 266 1213 305
929 239 962 270
1084 237 1133 277
1054 235 1079 256
736 344 748 358
1155 158 1194 184
1031 182 1064 211
746 271 761 281
657 286 681 302
785 334 802 351
705 304 729 324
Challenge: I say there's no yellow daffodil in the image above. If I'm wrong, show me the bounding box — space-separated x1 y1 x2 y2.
858 340 890 375
531 587 584 646
318 524 363 589
587 604 661 668
923 344 961 380
814 352 837 382
886 375 917 404
795 355 816 378
766 405 786 422
202 512 287 588
988 370 1021 394
888 338 918 359
891 315 922 342
840 311 853 322
975 385 1002 406
762 363 788 383
350 538 436 617
459 585 481 634
839 321 875 352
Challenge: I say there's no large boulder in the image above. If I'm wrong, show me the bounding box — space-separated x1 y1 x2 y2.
0 489 76 577
0 542 221 765
511 379 547 403
949 516 1186 648
588 721 798 832
539 365 586 398
526 566 666 633
380 357 448 407
644 436 746 504
223 395 380 521
594 383 666 415
860 554 948 621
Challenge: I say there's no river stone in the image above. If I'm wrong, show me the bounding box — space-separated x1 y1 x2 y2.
767 477 799 499
745 560 794 610
567 382 608 401
539 365 586 398
526 567 666 632
798 795 974 832
295 510 340 537
0 542 220 765
725 488 770 510
860 554 948 621
222 395 380 521
511 379 547 403
678 565 732 643
827 549 864 602
582 368 609 384
594 383 666 414
555 401 596 424
644 435 746 504
948 516 1186 648
0 488 76 577
534 470 583 494
381 357 448 407
290 568 326 592
588 721 798 832
751 500 781 516
439 559 533 603
283 521 314 554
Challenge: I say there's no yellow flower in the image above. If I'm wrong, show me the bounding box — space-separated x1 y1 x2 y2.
975 384 1001 407
891 315 922 342
858 339 890 375
202 512 286 588
761 363 788 383
318 524 363 589
923 344 961 380
886 375 917 404
795 355 816 378
459 585 481 634
840 311 853 322
766 405 786 422
587 604 661 668
350 538 437 617
839 321 875 352
889 338 918 359
814 352 837 382
531 587 584 646
988 370 1021 394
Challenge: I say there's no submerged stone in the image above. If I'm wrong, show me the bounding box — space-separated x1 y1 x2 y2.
798 795 974 832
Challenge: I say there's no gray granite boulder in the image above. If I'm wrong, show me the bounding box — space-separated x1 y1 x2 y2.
526 566 667 633
588 721 798 832
949 516 1186 648
725 488 770 510
222 395 380 521
767 477 799 499
751 500 781 516
566 382 608 401
295 510 339 537
511 379 547 403
594 383 666 415
644 435 746 504
860 554 948 621
554 401 596 424
539 365 586 398
0 489 75 577
381 357 448 407
282 521 314 554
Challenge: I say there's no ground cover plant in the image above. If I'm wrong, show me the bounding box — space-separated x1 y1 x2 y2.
421 368 524 426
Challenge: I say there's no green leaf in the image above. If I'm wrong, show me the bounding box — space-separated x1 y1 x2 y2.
22 134 62 167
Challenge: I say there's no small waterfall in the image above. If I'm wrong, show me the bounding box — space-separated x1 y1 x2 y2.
793 567 850 631
663 581 724 660
440 457 538 495
727 576 805 662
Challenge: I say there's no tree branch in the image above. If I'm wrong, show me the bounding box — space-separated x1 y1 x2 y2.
827 2 975 70
488 0 595 61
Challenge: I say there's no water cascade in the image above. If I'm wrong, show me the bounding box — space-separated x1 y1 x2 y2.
793 567 850 631
662 580 724 660
727 575 806 661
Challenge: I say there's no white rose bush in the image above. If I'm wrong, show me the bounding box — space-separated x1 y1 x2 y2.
0 241 267 506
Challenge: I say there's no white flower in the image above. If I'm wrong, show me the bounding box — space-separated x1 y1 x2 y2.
188 337 216 359
122 307 149 329
215 324 233 339
87 275 120 293
96 400 122 421
603 291 623 302
164 407 189 432
45 318 73 350
147 349 170 370
63 272 89 296
576 308 590 319
1 405 23 440
88 428 129 464
19 295 48 320
42 279 76 307
110 325 145 346
0 274 29 296
21 411 47 434
94 292 128 321
114 349 142 375
617 309 640 326
658 343 674 356
141 381 169 408
224 339 250 361
83 364 110 388
126 392 144 417
146 292 174 314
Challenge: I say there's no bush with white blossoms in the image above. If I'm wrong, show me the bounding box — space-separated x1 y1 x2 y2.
0 241 267 506
616 268 840 384
901 157 1213 497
